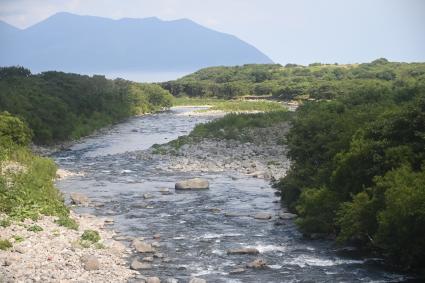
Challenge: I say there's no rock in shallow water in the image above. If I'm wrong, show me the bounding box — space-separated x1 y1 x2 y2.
146 277 161 283
130 258 152 270
132 239 154 253
253 212 272 220
227 248 259 255
189 278 206 283
246 258 267 269
175 178 209 190
70 192 90 206
278 212 297 220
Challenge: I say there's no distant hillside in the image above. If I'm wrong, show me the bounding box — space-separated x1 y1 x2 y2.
0 12 272 73
161 59 425 99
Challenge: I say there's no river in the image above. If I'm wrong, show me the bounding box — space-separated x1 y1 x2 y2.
54 107 409 283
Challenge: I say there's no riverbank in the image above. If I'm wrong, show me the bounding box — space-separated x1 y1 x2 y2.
0 211 136 282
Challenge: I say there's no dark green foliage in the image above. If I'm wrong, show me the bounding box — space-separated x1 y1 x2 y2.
0 67 173 144
162 60 425 101
0 112 32 147
278 71 425 270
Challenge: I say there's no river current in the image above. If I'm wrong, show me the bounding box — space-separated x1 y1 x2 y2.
54 107 409 283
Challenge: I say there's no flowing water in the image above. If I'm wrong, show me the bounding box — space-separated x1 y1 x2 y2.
54 107 409 283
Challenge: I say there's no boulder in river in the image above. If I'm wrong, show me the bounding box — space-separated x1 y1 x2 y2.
246 258 267 269
130 258 152 270
279 212 297 220
70 192 90 206
132 239 154 253
253 212 272 220
146 277 161 283
189 278 207 283
175 178 209 190
229 268 246 274
227 248 259 255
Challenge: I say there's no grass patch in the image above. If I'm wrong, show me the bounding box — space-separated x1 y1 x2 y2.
12 235 24 243
81 230 100 243
0 239 12 250
0 218 11 228
27 225 43 232
55 216 79 230
190 110 292 141
172 97 286 112
0 145 70 222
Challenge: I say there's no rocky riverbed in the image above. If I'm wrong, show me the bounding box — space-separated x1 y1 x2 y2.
5 106 408 283
136 121 291 181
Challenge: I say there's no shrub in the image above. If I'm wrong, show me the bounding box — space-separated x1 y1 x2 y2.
81 230 100 243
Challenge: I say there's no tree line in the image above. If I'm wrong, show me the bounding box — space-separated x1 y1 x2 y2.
0 66 172 144
161 58 425 101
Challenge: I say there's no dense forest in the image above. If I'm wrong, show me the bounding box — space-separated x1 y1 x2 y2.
162 58 425 100
0 67 173 144
275 68 425 270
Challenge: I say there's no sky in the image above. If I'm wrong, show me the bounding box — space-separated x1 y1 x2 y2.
1 0 424 65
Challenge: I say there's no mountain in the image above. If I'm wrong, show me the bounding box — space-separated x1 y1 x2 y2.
0 12 273 73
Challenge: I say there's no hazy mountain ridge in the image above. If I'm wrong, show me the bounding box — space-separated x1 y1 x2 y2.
0 12 273 73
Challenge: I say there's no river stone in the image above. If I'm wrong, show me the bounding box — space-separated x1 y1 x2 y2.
164 278 178 283
189 278 206 283
246 258 267 269
146 277 161 283
130 258 152 270
279 212 297 220
132 239 154 253
142 256 154 262
159 188 172 195
229 268 245 274
253 212 272 220
81 255 100 271
227 248 259 255
175 178 209 190
70 192 90 206
143 193 154 199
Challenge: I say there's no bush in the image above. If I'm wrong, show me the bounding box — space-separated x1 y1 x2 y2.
81 230 100 243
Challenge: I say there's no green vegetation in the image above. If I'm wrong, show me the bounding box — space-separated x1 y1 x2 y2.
54 216 79 230
0 112 77 228
12 235 25 243
0 239 12 250
80 230 101 243
172 96 286 112
27 225 43 232
277 74 425 270
78 229 101 248
0 66 172 144
190 110 291 141
163 59 425 101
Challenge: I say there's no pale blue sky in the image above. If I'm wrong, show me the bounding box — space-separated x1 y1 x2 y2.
1 0 424 64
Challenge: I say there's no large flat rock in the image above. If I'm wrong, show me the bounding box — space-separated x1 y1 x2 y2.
175 178 209 190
